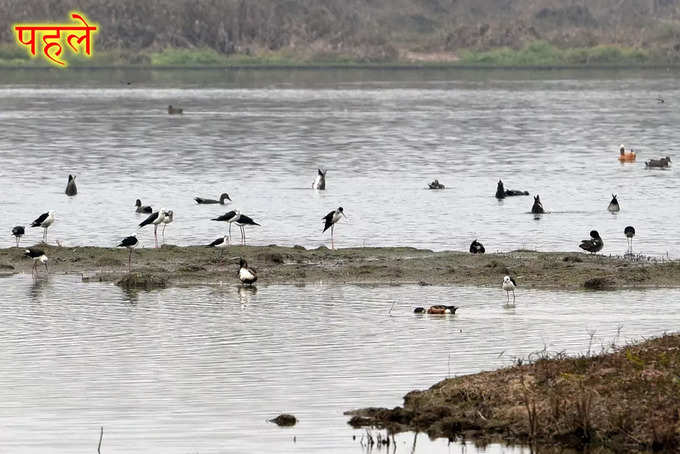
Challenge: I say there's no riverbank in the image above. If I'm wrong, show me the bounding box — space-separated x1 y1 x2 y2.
346 333 680 452
1 245 678 289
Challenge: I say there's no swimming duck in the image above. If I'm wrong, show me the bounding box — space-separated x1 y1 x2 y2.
469 239 485 254
495 180 529 199
428 179 446 189
618 144 636 162
168 105 183 114
607 194 620 212
313 169 327 190
531 195 544 214
65 174 77 196
579 230 603 254
238 258 257 286
194 193 231 204
135 199 153 214
413 305 458 314
645 156 671 168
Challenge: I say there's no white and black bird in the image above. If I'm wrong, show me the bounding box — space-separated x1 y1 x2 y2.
65 174 77 196
135 199 152 214
138 209 166 248
207 235 229 259
25 247 48 276
579 230 604 254
238 258 257 286
11 226 25 247
30 211 55 243
469 239 485 254
194 193 231 205
607 194 620 212
323 207 346 249
117 235 138 272
161 210 174 242
624 226 636 254
531 195 544 214
502 275 517 304
234 213 260 245
313 169 327 190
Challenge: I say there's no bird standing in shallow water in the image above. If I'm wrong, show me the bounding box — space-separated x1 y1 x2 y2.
212 210 239 242
138 209 166 248
12 226 25 247
135 199 152 213
313 169 326 190
469 239 485 254
65 174 77 196
238 258 257 286
579 230 604 254
502 275 517 304
234 213 260 245
161 210 174 243
25 247 48 277
194 193 231 204
31 211 55 243
323 207 346 250
624 226 636 255
608 194 620 212
117 235 138 272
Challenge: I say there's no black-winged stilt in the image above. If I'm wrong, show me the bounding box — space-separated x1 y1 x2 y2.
531 195 544 214
211 210 239 242
624 226 636 254
65 174 77 196
469 239 485 254
323 207 345 249
11 226 25 247
207 235 229 259
161 210 173 242
168 105 183 114
313 169 327 190
234 214 260 245
31 211 55 243
25 247 48 277
138 209 166 248
502 275 516 304
135 199 152 214
579 230 603 254
608 194 620 212
117 235 138 272
194 193 231 204
238 258 257 286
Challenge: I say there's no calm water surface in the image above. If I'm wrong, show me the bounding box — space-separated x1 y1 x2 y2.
0 68 678 255
0 276 679 453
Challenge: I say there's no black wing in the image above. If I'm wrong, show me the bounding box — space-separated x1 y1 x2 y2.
139 211 159 228
141 205 153 213
31 212 48 227
510 277 517 287
12 226 25 236
212 210 237 222
322 211 335 232
207 237 225 247
237 214 260 226
118 236 138 247
25 247 45 258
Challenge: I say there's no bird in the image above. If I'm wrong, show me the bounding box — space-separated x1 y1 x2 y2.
207 235 229 259
168 105 183 114
313 169 327 190
657 96 665 104
234 213 260 245
502 275 517 304
30 211 55 243
211 210 239 241
495 180 529 199
65 174 77 196
323 207 346 250
428 179 445 189
607 194 620 212
414 305 458 314
117 235 138 272
135 199 153 214
138 209 166 248
194 193 231 205
161 210 174 242
238 258 257 286
531 195 544 214
25 247 48 277
469 239 485 254
645 156 671 168
579 230 604 254
11 226 25 247
624 226 636 254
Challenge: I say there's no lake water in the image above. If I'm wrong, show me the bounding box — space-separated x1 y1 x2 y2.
0 68 678 256
0 275 679 453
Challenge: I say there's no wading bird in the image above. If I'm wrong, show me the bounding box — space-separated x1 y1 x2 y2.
11 226 24 247
313 169 326 190
579 230 604 254
135 199 152 214
624 226 636 254
25 247 48 277
502 275 517 304
212 210 239 241
31 211 55 243
117 234 138 272
323 207 346 250
207 235 229 259
234 213 260 245
194 193 231 204
65 174 77 196
238 258 257 286
138 209 166 248
161 210 174 242
469 239 485 254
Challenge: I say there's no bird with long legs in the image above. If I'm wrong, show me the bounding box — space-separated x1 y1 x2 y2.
502 275 517 305
25 247 48 277
323 207 346 250
117 235 138 272
207 235 229 260
624 226 636 255
138 209 166 248
31 211 55 243
161 210 174 243
238 258 257 286
234 213 260 245
194 193 231 205
12 226 25 247
211 210 239 242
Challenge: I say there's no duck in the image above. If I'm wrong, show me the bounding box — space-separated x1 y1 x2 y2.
531 195 544 214
428 179 446 189
65 174 77 196
495 180 529 199
313 169 327 190
469 239 485 254
413 305 458 314
607 194 620 212
645 156 671 168
194 193 231 204
168 105 183 114
11 225 25 247
135 199 153 214
238 258 257 286
579 230 604 254
618 144 636 162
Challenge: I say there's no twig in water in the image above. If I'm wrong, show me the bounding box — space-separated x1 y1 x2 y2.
388 301 395 316
98 426 103 454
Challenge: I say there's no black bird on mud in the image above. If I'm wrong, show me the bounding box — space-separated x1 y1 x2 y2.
117 235 138 272
579 230 604 254
323 207 346 250
25 247 48 276
469 239 485 254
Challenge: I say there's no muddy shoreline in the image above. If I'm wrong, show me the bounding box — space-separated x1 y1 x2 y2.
1 244 679 290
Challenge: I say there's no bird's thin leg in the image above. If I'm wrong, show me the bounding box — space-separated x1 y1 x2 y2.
162 224 166 242
15 237 19 248
44 262 48 274
331 225 335 250
43 227 47 243
512 289 516 304
228 223 232 243
506 291 509 304
154 225 158 248
128 249 132 272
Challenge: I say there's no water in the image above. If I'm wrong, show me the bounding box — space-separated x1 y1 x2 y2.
0 275 679 452
0 68 678 255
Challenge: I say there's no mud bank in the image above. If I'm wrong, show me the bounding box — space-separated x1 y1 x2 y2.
1 244 678 289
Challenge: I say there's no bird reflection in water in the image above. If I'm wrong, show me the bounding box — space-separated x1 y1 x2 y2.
238 286 257 309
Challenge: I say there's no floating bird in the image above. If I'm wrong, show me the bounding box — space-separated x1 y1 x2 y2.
428 179 446 190
135 199 153 214
161 210 174 242
624 226 636 254
618 144 636 162
323 207 346 250
25 247 48 277
207 235 229 259
168 105 183 114
238 258 257 286
11 226 25 247
502 275 517 304
30 211 55 243
194 193 231 205
645 156 671 168
138 209 166 248
117 235 138 272
657 96 665 104
579 230 604 254
607 194 620 212
234 213 260 245
65 174 77 196
414 305 458 314
313 169 326 190
531 195 544 214
469 239 485 254
212 210 239 240
495 180 529 199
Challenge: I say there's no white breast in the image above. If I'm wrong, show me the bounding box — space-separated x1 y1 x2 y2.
239 267 255 281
